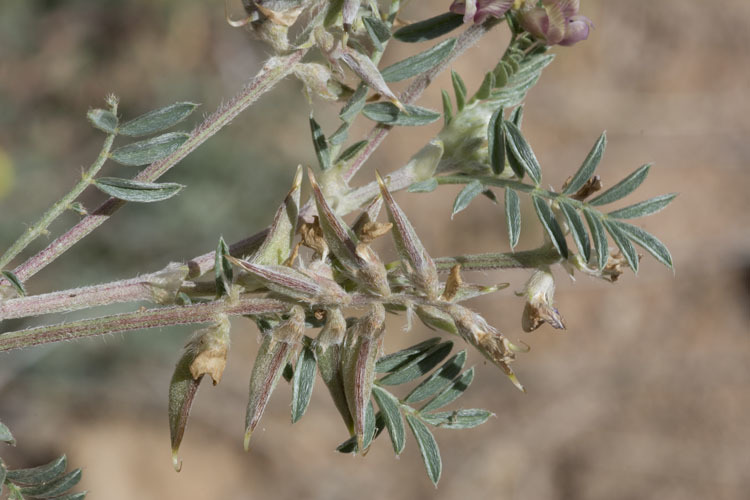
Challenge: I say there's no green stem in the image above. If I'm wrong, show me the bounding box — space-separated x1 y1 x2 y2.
5 49 307 286
437 174 590 209
0 125 117 271
434 246 562 272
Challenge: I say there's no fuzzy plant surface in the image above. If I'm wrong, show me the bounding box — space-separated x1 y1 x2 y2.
0 0 675 492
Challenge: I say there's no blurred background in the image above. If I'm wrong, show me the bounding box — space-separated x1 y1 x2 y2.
0 1 748 499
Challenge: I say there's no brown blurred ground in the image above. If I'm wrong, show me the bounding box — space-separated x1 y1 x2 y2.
1 1 749 499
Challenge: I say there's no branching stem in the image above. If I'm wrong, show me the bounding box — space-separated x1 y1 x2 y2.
3 49 307 286
0 125 117 271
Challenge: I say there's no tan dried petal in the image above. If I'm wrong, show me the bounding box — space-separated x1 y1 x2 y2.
186 315 231 385
298 217 329 258
442 265 463 301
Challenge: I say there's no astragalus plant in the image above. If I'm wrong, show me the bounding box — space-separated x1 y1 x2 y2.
0 0 675 494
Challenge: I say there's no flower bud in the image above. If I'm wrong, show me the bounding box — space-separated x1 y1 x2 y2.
377 172 440 300
244 306 305 450
518 0 593 47
447 304 524 391
230 257 350 306
315 309 354 433
450 0 514 24
309 169 391 297
520 269 565 332
340 304 386 453
168 315 231 472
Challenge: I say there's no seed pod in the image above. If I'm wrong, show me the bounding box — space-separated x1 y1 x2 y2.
447 304 524 392
168 315 231 472
377 172 440 299
244 306 305 450
340 303 386 453
309 169 390 297
229 257 350 306
315 308 354 433
339 47 403 110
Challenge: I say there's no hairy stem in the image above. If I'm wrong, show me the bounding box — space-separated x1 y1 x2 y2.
1 245 560 321
0 297 288 352
4 49 307 287
0 128 117 271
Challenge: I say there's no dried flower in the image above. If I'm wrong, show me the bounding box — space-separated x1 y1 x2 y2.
520 269 565 332
518 0 593 46
450 0 514 24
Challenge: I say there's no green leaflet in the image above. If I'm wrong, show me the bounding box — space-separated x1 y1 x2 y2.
602 218 639 273
406 414 442 485
309 116 331 171
451 70 466 111
441 89 453 126
392 12 464 43
451 180 484 218
362 103 441 126
583 207 609 270
19 469 82 498
336 403 379 453
504 188 521 250
563 132 607 195
488 106 506 175
504 121 541 185
377 341 453 386
250 165 301 266
5 456 67 484
509 105 524 128
1 270 26 297
610 219 674 269
94 178 184 203
0 421 13 445
607 193 677 219
381 38 456 82
421 409 492 429
335 140 368 163
214 237 233 298
558 200 591 262
490 54 554 110
339 83 368 123
291 343 317 423
404 350 466 404
532 195 569 258
376 338 441 373
119 102 198 137
475 71 495 101
363 16 390 51
87 108 118 134
420 367 475 413
372 386 406 454
589 164 651 206
109 132 189 166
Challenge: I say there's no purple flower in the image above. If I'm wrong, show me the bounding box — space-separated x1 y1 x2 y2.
450 0 514 24
519 0 593 46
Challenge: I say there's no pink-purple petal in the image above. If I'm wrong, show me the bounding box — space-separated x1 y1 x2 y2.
559 15 593 46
